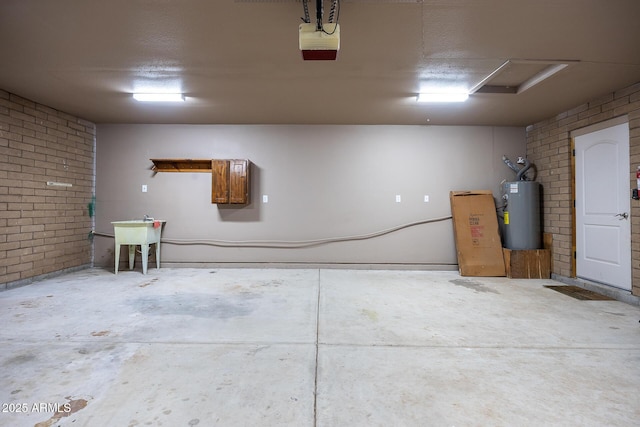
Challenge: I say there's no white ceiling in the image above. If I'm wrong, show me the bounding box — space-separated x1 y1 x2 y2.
1 0 639 126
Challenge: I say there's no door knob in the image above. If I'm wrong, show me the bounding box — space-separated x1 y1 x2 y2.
615 212 629 219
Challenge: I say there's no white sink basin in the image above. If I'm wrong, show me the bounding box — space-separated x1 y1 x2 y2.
112 220 155 224
112 220 166 274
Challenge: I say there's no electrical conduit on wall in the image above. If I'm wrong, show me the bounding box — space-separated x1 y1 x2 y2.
93 216 452 249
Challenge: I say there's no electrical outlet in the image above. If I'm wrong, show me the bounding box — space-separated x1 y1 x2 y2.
142 184 147 193
262 195 269 203
424 195 429 202
395 195 401 203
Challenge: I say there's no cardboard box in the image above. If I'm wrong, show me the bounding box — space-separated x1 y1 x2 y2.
503 248 551 279
450 191 506 276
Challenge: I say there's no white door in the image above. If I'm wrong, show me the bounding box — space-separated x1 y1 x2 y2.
575 122 631 290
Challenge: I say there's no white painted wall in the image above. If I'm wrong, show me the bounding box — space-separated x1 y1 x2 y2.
94 124 525 268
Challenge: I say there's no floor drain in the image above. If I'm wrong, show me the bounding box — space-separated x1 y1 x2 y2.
544 285 614 301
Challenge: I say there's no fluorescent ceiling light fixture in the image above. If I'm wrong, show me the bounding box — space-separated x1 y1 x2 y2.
133 93 185 102
416 92 469 103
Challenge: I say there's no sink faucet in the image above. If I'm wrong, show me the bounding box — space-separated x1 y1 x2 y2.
143 214 153 221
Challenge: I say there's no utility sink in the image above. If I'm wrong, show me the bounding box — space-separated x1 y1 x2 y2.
111 220 166 274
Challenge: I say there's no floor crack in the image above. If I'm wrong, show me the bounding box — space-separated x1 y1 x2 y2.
313 268 321 427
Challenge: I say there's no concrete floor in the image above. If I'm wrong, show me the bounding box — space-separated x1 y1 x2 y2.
1 268 639 427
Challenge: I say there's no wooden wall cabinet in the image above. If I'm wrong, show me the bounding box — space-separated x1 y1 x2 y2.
150 158 250 205
211 159 250 204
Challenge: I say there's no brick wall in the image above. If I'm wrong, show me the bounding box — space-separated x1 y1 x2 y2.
0 90 95 289
526 81 640 296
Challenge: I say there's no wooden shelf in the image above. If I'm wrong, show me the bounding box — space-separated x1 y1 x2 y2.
150 158 212 172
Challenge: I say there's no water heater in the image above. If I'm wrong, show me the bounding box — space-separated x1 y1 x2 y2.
502 181 541 250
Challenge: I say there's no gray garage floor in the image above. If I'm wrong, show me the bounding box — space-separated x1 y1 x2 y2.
1 268 639 426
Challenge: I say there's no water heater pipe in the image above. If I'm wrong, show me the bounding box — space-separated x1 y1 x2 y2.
516 158 531 181
503 155 532 181
502 155 520 174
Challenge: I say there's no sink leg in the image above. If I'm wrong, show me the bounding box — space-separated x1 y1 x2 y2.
155 242 161 269
114 243 120 274
141 244 149 274
128 245 135 270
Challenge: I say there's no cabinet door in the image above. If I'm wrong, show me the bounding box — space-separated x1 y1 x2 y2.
229 159 249 204
211 160 229 203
